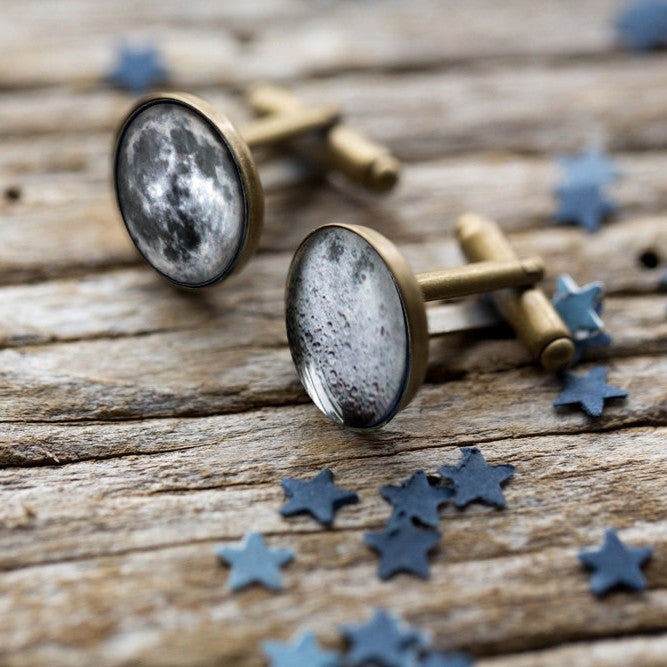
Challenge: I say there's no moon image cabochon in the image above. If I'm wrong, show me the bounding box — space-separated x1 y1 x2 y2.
286 226 410 429
115 100 247 287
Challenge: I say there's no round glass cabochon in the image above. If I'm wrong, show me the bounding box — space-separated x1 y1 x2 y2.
115 100 247 287
286 226 411 429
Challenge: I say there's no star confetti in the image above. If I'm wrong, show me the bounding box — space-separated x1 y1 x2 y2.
579 528 653 596
262 631 342 667
365 519 441 580
380 471 453 528
553 183 617 233
573 330 613 364
553 366 628 417
107 43 170 94
342 609 428 667
557 149 620 188
280 468 359 526
215 532 293 592
552 274 605 336
616 0 667 51
420 652 475 667
438 447 515 509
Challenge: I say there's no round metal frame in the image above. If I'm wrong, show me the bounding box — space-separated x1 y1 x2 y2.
286 223 429 430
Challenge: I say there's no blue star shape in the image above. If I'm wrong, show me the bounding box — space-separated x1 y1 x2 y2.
380 471 453 528
553 366 628 417
342 609 428 667
107 44 169 94
365 519 441 580
573 330 613 364
262 631 342 667
552 274 605 336
660 268 667 289
280 468 359 526
438 447 515 509
553 183 617 233
616 0 667 51
579 528 653 596
420 652 475 667
557 149 620 188
215 532 293 592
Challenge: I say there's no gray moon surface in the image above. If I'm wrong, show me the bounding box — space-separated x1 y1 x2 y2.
115 101 246 286
286 226 410 429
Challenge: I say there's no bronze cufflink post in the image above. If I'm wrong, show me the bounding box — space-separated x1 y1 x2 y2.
113 86 399 288
455 213 575 373
245 84 400 193
285 215 574 430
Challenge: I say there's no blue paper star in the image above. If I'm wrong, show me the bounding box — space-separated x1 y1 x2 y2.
553 366 628 417
365 519 441 580
659 269 667 290
262 631 342 667
215 532 293 592
342 609 428 667
579 528 653 596
553 183 617 233
557 149 620 188
552 274 605 336
280 468 359 526
380 471 453 528
573 330 613 364
107 44 169 94
616 0 667 51
438 448 515 509
420 652 475 667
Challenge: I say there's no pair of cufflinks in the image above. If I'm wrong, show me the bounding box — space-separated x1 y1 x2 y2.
113 86 574 431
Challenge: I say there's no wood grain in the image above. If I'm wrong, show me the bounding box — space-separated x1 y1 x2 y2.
1 1 666 665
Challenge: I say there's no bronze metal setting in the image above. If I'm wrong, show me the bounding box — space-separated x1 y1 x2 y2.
286 215 573 430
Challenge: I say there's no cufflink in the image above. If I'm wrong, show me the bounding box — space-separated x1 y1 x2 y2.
113 85 399 288
285 213 574 430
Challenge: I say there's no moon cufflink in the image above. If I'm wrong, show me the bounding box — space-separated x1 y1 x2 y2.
285 213 575 430
113 86 400 288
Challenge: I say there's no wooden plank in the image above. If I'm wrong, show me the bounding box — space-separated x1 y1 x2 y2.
485 636 667 667
0 426 664 664
0 265 661 353
0 1 619 89
2 150 667 285
0 350 663 460
4 58 667 158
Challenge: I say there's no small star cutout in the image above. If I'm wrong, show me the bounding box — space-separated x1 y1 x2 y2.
380 471 453 528
342 609 428 667
616 0 667 52
557 149 620 188
573 330 613 364
553 274 605 336
420 652 475 667
280 468 359 526
579 528 653 596
262 631 342 667
365 519 441 580
660 268 667 287
553 183 617 233
107 44 170 94
553 366 628 417
438 447 515 509
215 532 293 592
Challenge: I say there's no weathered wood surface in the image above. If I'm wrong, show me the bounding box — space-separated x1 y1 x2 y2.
1 1 666 665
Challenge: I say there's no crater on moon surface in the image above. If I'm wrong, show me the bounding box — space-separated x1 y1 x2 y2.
115 100 246 286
